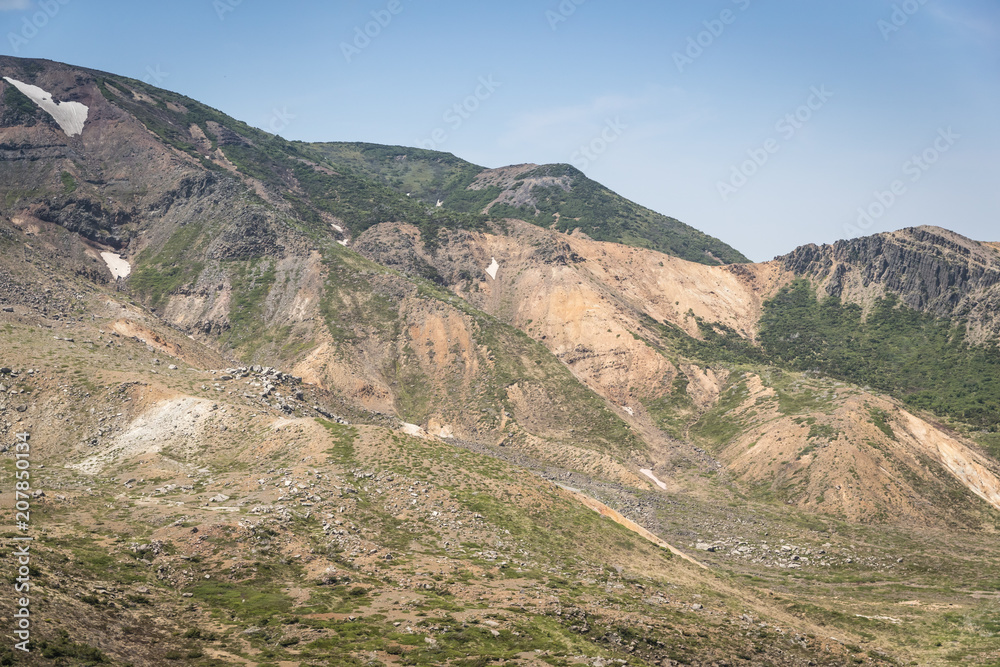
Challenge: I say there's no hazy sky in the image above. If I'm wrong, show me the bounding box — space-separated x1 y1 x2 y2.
3 0 998 261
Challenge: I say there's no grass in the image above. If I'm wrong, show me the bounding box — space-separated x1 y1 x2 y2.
188 580 294 622
220 259 277 359
129 221 207 309
690 376 749 450
759 279 1000 430
641 372 696 439
61 171 78 194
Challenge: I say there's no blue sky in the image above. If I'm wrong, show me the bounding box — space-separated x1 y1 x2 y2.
2 0 998 261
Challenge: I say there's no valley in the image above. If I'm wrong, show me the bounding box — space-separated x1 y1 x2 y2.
0 55 998 666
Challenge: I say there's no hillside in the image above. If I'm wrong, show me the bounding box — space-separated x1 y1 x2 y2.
308 142 750 266
1 55 1000 667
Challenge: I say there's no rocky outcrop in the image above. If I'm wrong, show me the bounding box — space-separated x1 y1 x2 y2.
780 226 1000 340
35 197 133 248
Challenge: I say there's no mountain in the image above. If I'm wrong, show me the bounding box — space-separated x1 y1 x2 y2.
308 142 751 265
1 55 1000 666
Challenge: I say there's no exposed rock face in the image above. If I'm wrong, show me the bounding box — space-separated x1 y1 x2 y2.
780 226 1000 341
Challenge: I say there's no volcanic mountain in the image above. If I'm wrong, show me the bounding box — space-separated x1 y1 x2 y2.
1 55 999 666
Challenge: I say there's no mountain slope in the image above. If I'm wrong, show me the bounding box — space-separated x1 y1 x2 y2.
309 142 751 265
780 226 1000 342
3 55 1000 666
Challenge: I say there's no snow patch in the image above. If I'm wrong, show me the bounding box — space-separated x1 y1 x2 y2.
337 240 349 247
640 469 668 491
486 257 500 280
623 406 634 416
100 252 131 279
331 223 344 233
3 77 89 137
436 200 444 207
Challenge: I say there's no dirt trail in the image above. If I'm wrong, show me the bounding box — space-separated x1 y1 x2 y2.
556 484 708 570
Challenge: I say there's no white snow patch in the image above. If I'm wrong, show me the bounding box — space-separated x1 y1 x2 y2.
3 77 89 137
436 200 444 207
100 252 131 279
640 469 668 491
623 406 634 416
337 240 349 247
331 223 344 233
486 257 500 280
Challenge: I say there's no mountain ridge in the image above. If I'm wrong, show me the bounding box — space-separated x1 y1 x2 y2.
2 55 1000 666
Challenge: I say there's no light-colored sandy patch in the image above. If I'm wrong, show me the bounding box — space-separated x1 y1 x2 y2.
3 77 89 137
68 396 213 474
100 252 131 279
897 409 1000 511
401 423 428 438
427 418 454 439
188 123 212 152
111 319 181 357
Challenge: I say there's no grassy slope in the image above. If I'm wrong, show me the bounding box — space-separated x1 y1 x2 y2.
92 74 489 245
308 144 751 266
758 279 1000 431
0 311 878 667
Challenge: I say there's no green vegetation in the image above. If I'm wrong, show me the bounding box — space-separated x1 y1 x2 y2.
189 579 294 622
221 259 277 358
759 280 1000 430
647 314 768 367
484 164 749 265
308 145 749 265
37 630 108 665
975 431 1000 460
870 406 897 441
641 372 696 439
60 171 78 194
691 377 750 450
1 82 43 127
320 420 357 464
307 141 486 207
129 221 207 309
